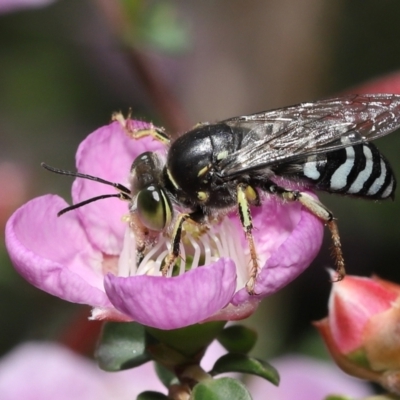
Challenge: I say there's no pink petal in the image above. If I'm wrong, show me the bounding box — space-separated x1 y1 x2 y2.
72 121 166 256
258 205 323 291
5 195 110 307
232 199 323 304
205 298 261 323
104 259 237 329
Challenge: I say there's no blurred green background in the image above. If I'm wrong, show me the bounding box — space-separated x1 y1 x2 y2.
1 0 400 366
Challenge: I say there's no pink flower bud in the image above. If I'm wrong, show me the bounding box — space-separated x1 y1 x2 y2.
315 274 400 394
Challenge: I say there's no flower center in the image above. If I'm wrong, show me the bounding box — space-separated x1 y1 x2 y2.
117 216 249 288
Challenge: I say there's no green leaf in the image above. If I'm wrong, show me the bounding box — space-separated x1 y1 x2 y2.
191 377 252 400
324 396 355 400
146 321 226 357
119 1 190 53
137 391 168 400
147 342 193 369
210 353 279 386
95 322 151 371
139 3 190 53
217 325 257 354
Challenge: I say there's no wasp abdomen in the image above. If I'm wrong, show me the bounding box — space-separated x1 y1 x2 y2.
300 143 396 200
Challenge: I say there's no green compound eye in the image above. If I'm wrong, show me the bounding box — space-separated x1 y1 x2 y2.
136 185 172 231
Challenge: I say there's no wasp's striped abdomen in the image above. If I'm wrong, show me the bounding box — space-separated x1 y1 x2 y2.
300 142 396 200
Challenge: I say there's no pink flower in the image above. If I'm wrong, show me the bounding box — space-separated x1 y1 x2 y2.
247 355 373 400
5 119 323 329
0 342 166 400
0 0 55 14
315 274 400 394
0 341 372 400
0 162 30 234
202 342 372 400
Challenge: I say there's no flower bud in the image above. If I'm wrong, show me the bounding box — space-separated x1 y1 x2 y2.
315 273 400 394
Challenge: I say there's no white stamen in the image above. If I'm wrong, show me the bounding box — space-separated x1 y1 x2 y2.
117 228 136 277
155 250 169 276
209 231 224 262
117 215 249 288
186 233 201 270
179 241 186 275
199 234 212 266
137 238 165 275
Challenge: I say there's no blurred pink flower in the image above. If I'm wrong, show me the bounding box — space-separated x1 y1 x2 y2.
0 162 30 233
0 342 165 400
5 119 323 329
0 341 373 400
202 341 372 399
247 355 373 400
0 0 55 14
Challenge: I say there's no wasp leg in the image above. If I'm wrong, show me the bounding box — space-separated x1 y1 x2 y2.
266 183 345 281
161 214 190 276
161 207 207 276
237 183 261 295
112 111 170 144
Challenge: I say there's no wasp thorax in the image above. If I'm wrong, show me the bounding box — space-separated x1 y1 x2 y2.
166 123 241 208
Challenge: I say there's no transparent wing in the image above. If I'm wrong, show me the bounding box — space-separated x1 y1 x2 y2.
219 94 400 177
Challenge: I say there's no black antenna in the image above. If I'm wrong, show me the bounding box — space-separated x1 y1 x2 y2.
41 163 132 216
57 193 131 216
41 163 131 195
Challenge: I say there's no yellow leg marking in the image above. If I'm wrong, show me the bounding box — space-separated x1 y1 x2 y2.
244 185 260 205
112 111 170 144
237 184 259 295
